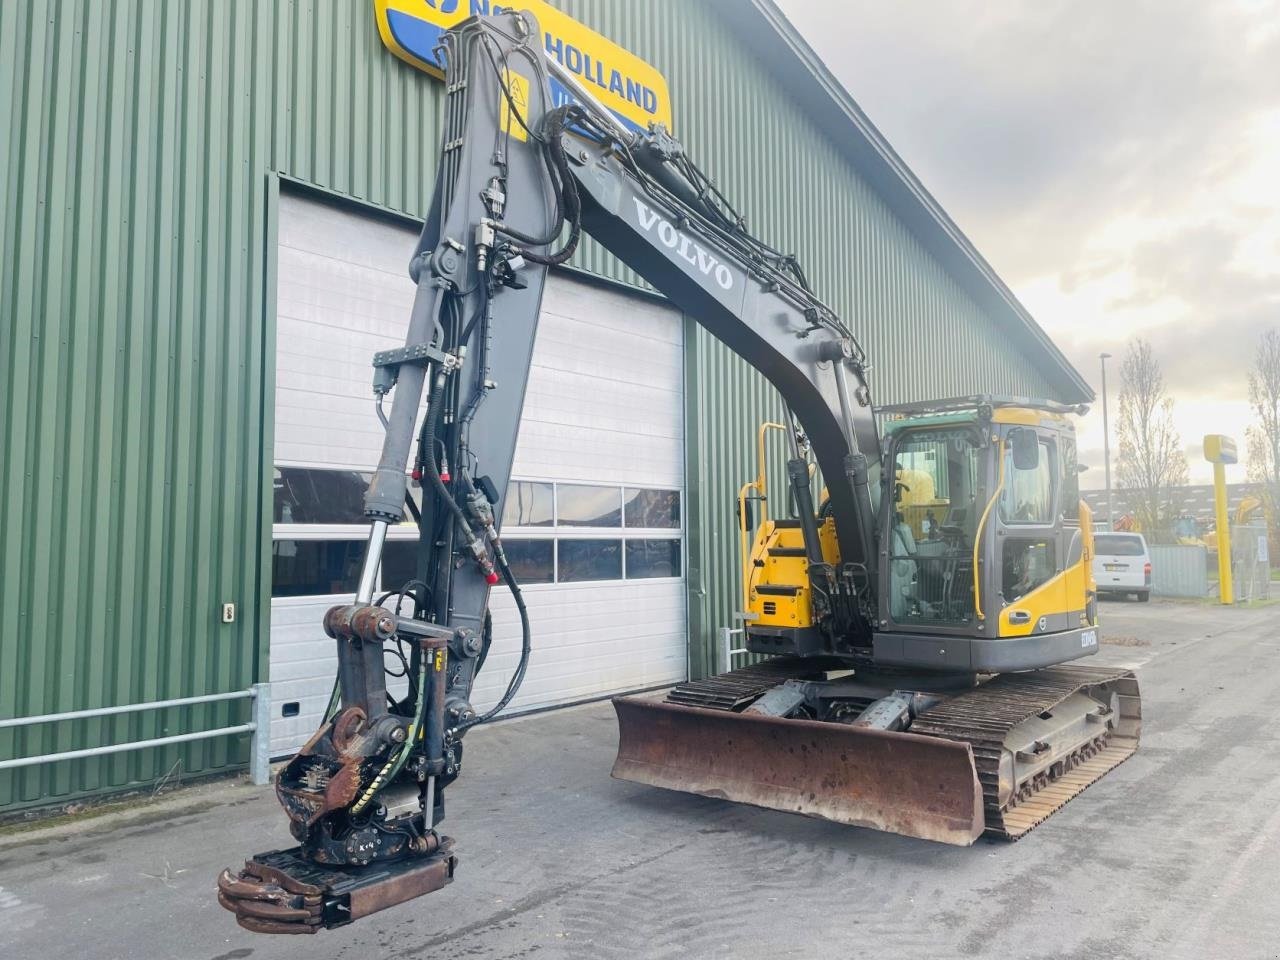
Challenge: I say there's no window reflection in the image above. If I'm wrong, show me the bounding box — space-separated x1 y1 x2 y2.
558 539 622 581
557 485 623 527
272 540 365 597
502 481 554 527
999 441 1055 525
504 540 555 584
273 467 369 524
625 539 681 578
623 488 681 528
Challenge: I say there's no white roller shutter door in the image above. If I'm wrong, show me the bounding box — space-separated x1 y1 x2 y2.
269 192 686 754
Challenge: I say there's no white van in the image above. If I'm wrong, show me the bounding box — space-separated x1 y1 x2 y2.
1092 532 1152 602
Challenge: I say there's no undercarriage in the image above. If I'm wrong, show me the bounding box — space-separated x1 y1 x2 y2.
613 658 1140 844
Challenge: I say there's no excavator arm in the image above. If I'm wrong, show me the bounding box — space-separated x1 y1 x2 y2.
216 10 990 933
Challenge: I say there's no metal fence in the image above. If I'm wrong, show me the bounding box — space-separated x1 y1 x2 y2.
1149 545 1209 598
1234 523 1272 603
0 684 272 787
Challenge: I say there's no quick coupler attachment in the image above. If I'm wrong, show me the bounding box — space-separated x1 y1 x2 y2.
217 841 457 934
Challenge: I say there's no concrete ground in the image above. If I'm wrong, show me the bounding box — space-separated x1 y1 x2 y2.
3 600 1279 960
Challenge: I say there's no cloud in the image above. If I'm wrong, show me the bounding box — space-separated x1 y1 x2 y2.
777 0 1280 274
775 0 1280 483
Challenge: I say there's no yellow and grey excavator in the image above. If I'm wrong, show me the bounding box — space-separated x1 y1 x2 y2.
217 11 1140 934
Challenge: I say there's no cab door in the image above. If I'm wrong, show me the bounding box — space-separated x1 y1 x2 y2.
991 426 1071 637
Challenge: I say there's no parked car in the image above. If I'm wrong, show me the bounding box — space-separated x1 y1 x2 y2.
1093 532 1152 601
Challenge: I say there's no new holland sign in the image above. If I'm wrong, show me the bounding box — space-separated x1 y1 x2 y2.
374 0 673 134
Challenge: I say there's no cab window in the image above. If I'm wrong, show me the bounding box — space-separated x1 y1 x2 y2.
999 440 1055 525
886 429 982 626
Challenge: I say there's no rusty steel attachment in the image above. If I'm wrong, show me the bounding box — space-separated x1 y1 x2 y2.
612 697 985 845
613 663 1141 847
217 841 457 934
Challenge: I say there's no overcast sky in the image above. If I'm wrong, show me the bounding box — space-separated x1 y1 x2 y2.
775 0 1280 485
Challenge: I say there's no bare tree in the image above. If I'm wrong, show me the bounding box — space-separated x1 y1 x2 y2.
1246 327 1280 526
1115 338 1188 541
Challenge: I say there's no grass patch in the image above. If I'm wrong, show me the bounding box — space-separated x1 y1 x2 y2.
0 769 243 838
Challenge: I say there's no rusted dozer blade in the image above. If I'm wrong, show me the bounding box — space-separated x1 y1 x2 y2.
217 842 456 933
611 696 985 845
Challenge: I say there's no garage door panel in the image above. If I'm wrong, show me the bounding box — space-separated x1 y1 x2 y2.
275 314 404 363
474 580 686 713
269 596 348 753
534 316 684 375
271 193 686 755
542 282 681 344
279 201 420 271
511 427 682 488
522 368 680 419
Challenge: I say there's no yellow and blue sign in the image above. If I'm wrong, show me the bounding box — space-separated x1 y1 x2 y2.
1203 434 1238 465
374 0 673 134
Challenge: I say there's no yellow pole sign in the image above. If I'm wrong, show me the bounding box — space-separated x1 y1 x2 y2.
1204 434 1237 604
373 0 673 134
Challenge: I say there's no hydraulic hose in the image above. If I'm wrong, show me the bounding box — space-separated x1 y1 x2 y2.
455 554 530 733
350 663 429 816
423 372 472 536
497 107 582 266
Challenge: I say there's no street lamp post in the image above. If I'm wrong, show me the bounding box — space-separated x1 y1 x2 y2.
1100 352 1113 529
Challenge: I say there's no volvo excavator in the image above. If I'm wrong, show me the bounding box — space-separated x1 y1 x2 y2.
217 11 1140 933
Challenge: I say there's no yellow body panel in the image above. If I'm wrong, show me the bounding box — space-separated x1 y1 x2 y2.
998 500 1097 637
746 517 839 629
741 406 1090 643
990 408 1073 429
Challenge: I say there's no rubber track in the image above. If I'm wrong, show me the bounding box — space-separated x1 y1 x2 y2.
910 664 1140 839
664 659 827 711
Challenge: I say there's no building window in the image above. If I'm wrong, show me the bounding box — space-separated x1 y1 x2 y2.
272 466 423 599
625 539 681 578
623 488 681 528
500 479 683 584
272 539 366 597
271 474 684 597
558 539 623 582
379 540 421 595
556 484 623 526
503 539 555 584
502 481 554 527
274 467 369 524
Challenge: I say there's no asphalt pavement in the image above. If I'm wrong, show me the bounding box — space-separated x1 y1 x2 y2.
2 599 1278 960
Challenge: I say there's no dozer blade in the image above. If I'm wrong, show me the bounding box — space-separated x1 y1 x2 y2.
612 696 985 845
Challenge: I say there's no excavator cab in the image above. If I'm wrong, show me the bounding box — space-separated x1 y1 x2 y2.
876 399 1098 654
735 398 1099 664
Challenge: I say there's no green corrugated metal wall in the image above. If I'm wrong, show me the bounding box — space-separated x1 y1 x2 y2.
0 0 1067 809
0 0 450 811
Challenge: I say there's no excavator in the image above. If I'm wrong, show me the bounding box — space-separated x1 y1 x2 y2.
217 11 1141 934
